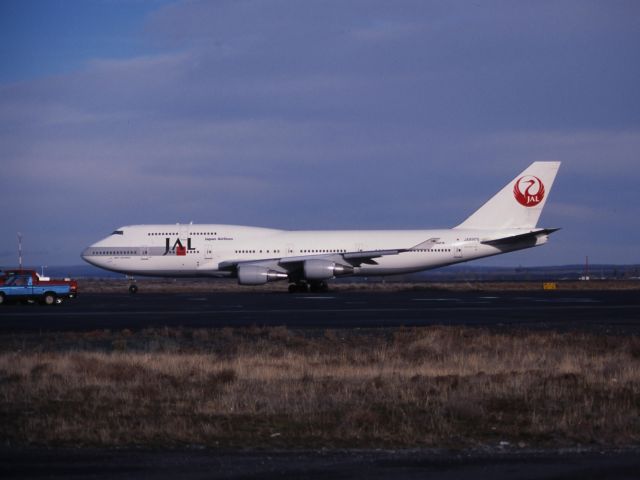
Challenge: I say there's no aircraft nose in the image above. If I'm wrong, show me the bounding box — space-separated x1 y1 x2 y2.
81 245 97 265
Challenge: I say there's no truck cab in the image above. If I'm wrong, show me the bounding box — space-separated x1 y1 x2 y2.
0 271 78 305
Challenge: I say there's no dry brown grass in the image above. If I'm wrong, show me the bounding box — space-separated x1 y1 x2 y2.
1 327 639 448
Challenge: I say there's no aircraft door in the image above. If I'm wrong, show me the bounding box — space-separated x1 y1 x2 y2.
453 245 463 258
180 224 189 242
286 243 295 256
204 239 214 259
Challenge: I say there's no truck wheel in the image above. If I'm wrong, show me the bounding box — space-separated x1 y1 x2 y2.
43 293 57 306
0 293 5 305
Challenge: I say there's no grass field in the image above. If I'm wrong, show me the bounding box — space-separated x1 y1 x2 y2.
2 326 639 448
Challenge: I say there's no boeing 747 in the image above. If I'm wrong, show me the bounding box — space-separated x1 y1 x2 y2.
82 161 561 292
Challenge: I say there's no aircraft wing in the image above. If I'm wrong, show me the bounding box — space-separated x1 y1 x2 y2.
335 249 405 265
217 248 409 284
408 237 441 250
217 247 407 273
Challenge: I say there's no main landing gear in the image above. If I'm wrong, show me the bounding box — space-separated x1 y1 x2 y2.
288 281 329 293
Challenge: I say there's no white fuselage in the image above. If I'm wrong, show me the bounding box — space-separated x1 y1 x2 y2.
81 224 546 278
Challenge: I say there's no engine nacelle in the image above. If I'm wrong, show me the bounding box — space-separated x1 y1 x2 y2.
303 259 354 281
237 265 288 285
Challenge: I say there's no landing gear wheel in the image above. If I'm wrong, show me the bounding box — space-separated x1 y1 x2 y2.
288 282 310 293
0 293 5 305
310 281 329 293
129 284 138 294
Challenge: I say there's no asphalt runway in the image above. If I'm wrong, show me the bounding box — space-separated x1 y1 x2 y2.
3 448 640 480
1 289 639 333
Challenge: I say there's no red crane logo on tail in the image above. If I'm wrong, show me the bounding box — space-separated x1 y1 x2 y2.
513 175 545 207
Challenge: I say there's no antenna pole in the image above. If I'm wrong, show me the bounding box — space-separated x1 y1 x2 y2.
18 232 23 270
586 255 589 279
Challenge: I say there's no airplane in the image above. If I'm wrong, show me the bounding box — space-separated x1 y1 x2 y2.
81 161 561 293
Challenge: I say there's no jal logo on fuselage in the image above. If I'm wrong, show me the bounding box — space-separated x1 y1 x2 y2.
513 175 545 207
163 238 196 256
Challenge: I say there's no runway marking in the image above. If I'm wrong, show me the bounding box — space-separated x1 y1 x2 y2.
298 297 336 300
554 298 599 303
533 298 599 304
412 298 461 302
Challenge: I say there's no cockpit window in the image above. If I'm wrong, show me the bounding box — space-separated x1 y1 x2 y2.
111 230 124 235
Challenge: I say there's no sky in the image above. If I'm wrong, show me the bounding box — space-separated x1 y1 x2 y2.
1 0 639 268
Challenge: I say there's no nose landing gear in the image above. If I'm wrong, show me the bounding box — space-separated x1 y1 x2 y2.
126 275 138 294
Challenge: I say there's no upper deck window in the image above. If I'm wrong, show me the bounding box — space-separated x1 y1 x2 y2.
111 230 124 235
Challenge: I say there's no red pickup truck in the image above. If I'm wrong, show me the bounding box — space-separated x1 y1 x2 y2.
0 269 78 305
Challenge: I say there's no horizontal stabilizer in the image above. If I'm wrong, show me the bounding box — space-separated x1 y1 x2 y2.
481 228 560 246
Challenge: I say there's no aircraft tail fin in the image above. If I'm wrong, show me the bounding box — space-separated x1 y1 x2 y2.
455 161 561 230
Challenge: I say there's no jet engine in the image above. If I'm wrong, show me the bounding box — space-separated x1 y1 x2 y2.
237 265 288 285
303 259 354 280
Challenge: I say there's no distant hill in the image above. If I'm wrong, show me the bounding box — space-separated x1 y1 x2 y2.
395 264 640 282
